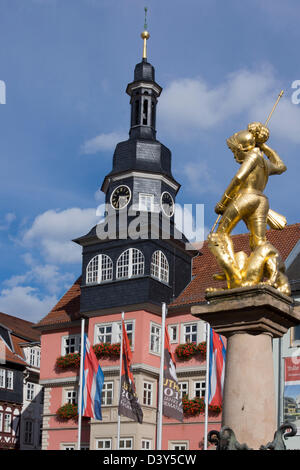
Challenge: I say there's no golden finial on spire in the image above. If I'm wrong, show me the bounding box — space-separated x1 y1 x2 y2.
141 7 150 59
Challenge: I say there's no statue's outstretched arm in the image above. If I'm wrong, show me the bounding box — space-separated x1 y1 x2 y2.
260 143 287 175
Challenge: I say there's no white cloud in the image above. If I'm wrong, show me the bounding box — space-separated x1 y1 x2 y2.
0 286 57 323
22 207 100 264
3 263 74 296
158 66 300 144
81 131 128 154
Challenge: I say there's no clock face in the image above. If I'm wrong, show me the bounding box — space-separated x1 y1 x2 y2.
161 191 174 217
110 185 131 210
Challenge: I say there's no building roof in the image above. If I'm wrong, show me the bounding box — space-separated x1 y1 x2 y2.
0 311 40 366
0 311 40 342
34 224 300 327
35 276 81 328
169 223 300 309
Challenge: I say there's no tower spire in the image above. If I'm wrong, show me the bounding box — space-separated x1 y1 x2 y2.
141 7 150 60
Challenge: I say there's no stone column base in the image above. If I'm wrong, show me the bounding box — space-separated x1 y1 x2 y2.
191 286 300 450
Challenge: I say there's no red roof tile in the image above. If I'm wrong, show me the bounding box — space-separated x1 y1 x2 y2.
170 223 300 309
35 277 81 328
3 335 28 366
0 311 40 342
0 311 40 365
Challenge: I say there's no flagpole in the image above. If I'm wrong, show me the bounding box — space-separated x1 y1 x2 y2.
204 322 210 451
77 317 85 451
156 302 167 450
117 312 124 450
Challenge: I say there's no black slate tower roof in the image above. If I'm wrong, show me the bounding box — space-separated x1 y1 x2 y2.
101 54 179 193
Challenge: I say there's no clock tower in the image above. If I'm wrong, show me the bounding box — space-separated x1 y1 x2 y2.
73 26 196 315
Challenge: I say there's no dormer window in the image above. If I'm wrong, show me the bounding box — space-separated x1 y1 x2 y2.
117 248 144 279
86 254 113 284
151 250 169 284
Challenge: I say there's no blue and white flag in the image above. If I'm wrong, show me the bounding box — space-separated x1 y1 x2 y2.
81 334 104 420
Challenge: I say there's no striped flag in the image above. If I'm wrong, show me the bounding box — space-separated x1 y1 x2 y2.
81 333 104 420
118 319 143 423
208 328 226 407
162 326 183 421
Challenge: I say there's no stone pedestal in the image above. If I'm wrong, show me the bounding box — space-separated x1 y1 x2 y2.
191 285 300 450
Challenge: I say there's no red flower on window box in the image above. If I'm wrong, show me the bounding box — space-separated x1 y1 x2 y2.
56 403 78 421
55 353 80 370
93 342 120 359
175 342 206 360
182 397 222 417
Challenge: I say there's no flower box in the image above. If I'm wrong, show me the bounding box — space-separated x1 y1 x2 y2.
56 403 78 420
93 342 120 359
55 343 121 371
55 353 80 370
182 396 222 417
175 342 206 360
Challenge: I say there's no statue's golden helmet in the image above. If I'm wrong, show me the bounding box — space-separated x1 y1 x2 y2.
227 130 255 154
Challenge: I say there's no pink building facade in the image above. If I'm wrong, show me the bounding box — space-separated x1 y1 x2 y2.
37 293 221 450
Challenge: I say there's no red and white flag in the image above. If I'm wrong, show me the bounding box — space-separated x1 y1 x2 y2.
208 328 226 407
81 333 104 420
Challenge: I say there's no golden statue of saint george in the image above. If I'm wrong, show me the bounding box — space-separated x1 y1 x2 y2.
207 118 291 296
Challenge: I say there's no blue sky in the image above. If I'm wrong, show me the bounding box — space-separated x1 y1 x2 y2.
0 0 300 322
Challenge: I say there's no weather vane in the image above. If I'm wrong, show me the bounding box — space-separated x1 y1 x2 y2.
144 6 148 30
141 6 150 59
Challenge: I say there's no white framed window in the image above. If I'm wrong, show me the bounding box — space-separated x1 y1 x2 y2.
62 335 81 355
178 381 189 399
171 442 188 450
183 323 198 343
194 380 206 399
86 254 113 285
151 250 169 284
101 382 113 406
119 438 133 449
143 381 153 406
141 439 152 450
168 324 178 343
6 370 13 390
65 390 77 405
96 439 112 450
139 193 154 212
291 325 300 347
62 444 76 450
95 321 135 349
95 324 113 344
117 248 144 279
150 323 161 355
0 369 5 388
29 348 40 368
26 382 35 401
24 420 34 444
4 413 11 433
117 321 134 348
